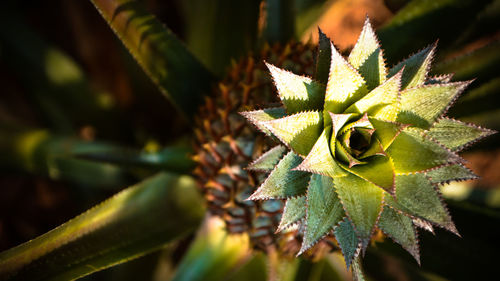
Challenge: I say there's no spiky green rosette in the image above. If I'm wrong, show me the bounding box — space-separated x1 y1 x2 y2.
241 18 495 275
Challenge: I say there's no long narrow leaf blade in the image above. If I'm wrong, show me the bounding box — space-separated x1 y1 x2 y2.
90 0 215 119
0 173 205 281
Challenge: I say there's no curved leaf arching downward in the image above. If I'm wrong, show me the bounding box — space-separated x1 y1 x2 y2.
90 0 215 120
0 173 205 281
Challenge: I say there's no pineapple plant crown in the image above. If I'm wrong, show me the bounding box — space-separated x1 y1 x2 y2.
241 17 495 270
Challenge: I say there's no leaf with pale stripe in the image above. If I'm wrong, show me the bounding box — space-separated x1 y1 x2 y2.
345 69 402 120
379 206 420 264
386 174 458 234
388 42 436 90
277 196 306 232
294 127 348 178
427 117 495 151
263 111 323 156
240 107 286 136
426 164 478 184
387 128 460 174
247 145 287 171
299 174 344 254
249 151 310 200
266 62 325 113
398 81 472 128
348 17 387 90
324 42 367 113
334 218 360 269
334 173 384 250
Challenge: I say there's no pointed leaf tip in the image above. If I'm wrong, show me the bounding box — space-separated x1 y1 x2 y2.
247 145 287 172
265 62 325 113
249 151 310 200
348 16 387 90
334 218 361 269
379 206 421 264
299 174 344 255
324 42 367 113
389 41 437 90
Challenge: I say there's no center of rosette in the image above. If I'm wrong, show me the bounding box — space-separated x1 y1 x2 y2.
329 113 384 168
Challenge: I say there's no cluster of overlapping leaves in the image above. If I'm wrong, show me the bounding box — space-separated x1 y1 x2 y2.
241 18 494 271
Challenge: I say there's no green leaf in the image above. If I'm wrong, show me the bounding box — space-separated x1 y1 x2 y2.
240 107 287 136
334 173 384 250
263 111 323 156
427 117 496 151
329 113 356 138
299 174 345 254
0 173 204 281
398 81 472 128
247 145 287 171
385 173 458 234
264 0 296 44
0 9 121 135
90 0 215 119
342 156 396 194
388 42 436 90
351 257 366 281
315 28 332 84
172 217 251 281
348 17 387 91
426 164 478 184
345 69 402 121
180 0 260 76
378 0 492 62
334 218 360 269
324 42 368 113
387 128 460 174
379 206 420 264
277 196 307 232
434 40 500 84
370 118 408 150
450 77 500 118
266 62 325 113
249 151 310 200
294 127 348 178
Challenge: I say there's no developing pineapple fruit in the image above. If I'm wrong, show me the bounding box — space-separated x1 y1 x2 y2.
239 17 495 278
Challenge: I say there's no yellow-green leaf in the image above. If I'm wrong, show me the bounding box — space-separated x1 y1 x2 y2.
266 62 325 114
426 164 478 184
348 17 387 90
240 107 286 136
387 128 460 174
263 111 323 156
324 42 367 113
294 127 348 178
388 42 436 90
398 81 472 128
345 69 402 120
427 117 496 151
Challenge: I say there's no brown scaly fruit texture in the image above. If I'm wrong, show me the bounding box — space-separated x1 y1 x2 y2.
193 42 337 258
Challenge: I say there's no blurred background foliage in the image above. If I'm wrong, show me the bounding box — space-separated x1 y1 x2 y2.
0 0 499 280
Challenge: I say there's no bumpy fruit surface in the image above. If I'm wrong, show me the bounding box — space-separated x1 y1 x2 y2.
193 42 336 257
241 17 495 276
